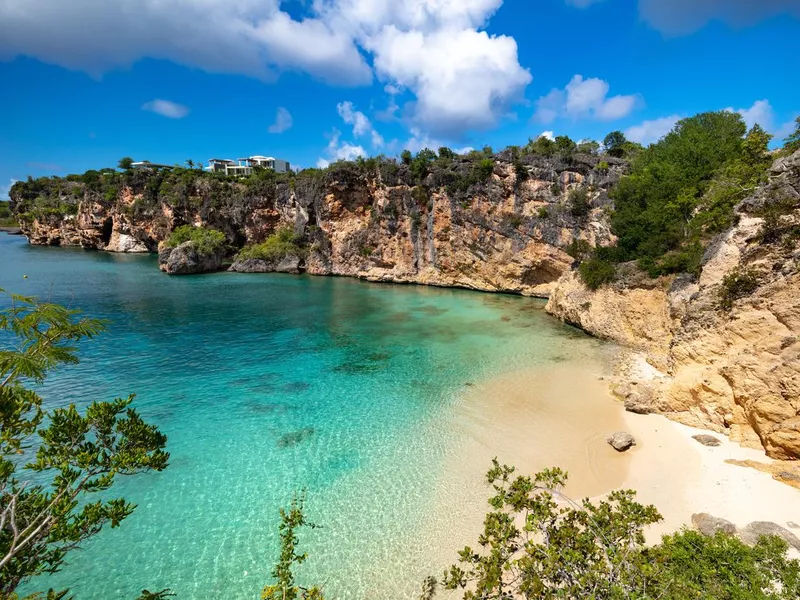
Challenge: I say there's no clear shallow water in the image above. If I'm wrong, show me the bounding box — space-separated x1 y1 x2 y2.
1 234 609 599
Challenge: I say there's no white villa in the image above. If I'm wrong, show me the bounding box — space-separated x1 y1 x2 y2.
206 156 291 176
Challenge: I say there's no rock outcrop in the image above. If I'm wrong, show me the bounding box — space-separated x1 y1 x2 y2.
547 150 800 460
228 256 302 274
158 242 224 275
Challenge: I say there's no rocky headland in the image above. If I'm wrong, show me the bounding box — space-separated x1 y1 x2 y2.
548 150 800 462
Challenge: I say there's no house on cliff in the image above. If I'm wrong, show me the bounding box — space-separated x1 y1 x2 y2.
206 156 290 176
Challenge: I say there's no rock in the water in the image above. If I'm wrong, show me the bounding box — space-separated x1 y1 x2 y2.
228 255 301 274
607 431 636 452
739 521 800 551
692 434 722 447
691 513 737 537
158 241 223 275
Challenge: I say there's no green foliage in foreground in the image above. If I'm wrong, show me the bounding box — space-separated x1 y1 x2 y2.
261 492 324 600
270 460 800 599
165 225 227 255
442 461 800 599
237 227 307 262
0 290 169 597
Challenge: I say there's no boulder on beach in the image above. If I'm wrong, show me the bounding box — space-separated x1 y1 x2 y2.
691 513 737 537
692 434 722 447
607 431 636 452
739 521 800 551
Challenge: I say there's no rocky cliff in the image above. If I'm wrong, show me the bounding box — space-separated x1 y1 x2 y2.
10 153 624 295
547 150 800 460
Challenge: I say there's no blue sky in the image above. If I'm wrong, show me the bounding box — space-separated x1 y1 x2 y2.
1 0 799 199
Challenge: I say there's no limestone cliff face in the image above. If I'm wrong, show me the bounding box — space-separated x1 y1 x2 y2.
547 151 800 460
11 154 624 296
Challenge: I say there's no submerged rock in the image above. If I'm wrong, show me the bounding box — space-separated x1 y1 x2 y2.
277 427 316 448
229 255 302 274
159 241 223 275
606 431 636 452
739 521 800 551
693 434 723 447
691 513 737 537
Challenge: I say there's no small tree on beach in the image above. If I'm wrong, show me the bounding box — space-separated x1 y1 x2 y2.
0 290 169 597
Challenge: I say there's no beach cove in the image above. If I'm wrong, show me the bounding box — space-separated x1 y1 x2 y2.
3 231 799 598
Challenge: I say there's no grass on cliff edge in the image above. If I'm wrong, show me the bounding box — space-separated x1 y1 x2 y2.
236 227 307 262
165 225 227 256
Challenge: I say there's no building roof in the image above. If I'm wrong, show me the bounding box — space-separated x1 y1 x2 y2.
208 158 235 164
132 161 173 169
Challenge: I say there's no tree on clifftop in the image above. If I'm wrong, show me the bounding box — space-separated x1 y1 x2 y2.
0 290 169 597
117 157 134 170
603 131 627 158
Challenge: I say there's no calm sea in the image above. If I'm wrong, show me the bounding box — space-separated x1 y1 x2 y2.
1 233 608 599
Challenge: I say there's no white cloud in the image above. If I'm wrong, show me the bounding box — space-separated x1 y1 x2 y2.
534 75 638 124
268 107 293 133
0 0 530 138
337 101 384 147
317 128 367 167
775 116 799 141
638 0 800 36
540 131 555 141
624 114 681 145
141 99 190 119
1 179 18 200
726 99 775 131
368 26 531 136
0 0 372 85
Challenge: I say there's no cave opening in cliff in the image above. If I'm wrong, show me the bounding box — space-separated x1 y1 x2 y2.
100 218 113 246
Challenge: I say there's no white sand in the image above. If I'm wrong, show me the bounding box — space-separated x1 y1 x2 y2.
432 359 800 553
618 411 800 543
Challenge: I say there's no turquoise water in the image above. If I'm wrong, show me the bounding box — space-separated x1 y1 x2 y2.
1 233 607 599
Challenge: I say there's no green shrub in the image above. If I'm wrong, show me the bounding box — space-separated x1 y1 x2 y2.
537 206 549 219
597 160 609 171
237 227 306 262
475 158 494 182
579 257 616 290
568 186 591 217
165 225 227 255
513 160 528 182
718 266 761 310
565 238 592 261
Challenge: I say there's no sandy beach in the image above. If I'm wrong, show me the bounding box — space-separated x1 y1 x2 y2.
425 356 800 572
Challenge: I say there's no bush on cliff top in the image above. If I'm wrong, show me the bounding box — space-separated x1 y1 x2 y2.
165 225 226 255
237 227 306 262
